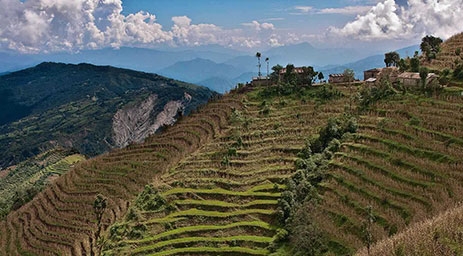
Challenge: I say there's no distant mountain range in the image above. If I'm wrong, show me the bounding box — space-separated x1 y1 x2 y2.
0 62 215 169
319 45 420 80
0 43 419 93
263 42 362 67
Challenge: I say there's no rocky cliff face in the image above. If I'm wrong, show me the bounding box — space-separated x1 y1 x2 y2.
112 93 192 148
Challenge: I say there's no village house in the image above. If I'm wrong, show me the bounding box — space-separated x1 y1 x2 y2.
251 76 270 86
364 68 383 83
279 67 305 75
328 73 347 83
397 72 439 87
363 67 399 84
278 67 305 81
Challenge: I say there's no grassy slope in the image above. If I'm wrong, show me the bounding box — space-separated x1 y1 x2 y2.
424 32 463 89
348 33 463 255
316 94 463 254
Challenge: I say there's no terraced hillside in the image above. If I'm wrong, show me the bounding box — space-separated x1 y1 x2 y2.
0 150 85 219
428 32 463 71
315 94 463 253
102 85 463 255
0 94 240 255
102 85 349 255
1 80 463 255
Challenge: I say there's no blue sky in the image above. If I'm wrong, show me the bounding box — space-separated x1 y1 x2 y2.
121 0 375 35
0 0 461 54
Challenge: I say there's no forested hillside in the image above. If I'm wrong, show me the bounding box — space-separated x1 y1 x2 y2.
0 62 216 169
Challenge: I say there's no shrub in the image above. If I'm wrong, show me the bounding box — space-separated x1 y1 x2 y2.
125 207 140 221
278 115 358 254
408 116 421 126
135 185 167 211
454 65 463 79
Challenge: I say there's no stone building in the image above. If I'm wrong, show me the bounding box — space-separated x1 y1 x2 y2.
364 68 383 80
328 73 347 83
397 72 439 87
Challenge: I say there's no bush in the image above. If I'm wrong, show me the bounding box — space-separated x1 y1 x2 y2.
135 185 167 212
454 65 463 80
289 202 327 256
359 82 395 110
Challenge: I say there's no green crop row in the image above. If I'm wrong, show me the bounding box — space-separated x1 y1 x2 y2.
125 220 273 245
146 245 270 256
342 143 444 180
161 187 281 198
172 199 278 208
356 133 457 163
145 208 275 225
329 161 430 206
132 235 272 254
336 152 433 188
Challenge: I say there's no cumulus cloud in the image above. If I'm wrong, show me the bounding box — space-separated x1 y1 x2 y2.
329 0 463 41
0 0 283 53
171 16 223 46
241 21 274 31
268 36 284 47
0 0 173 53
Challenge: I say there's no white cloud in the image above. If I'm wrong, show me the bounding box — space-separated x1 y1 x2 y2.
268 36 284 47
294 6 313 13
404 0 463 39
2 0 461 53
171 16 222 46
318 6 373 15
329 0 463 41
261 17 285 22
0 0 282 53
241 21 274 31
0 0 172 53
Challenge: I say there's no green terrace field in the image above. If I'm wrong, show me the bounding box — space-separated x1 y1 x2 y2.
103 85 349 255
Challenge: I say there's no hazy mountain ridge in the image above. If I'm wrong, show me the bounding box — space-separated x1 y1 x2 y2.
1 43 389 93
158 58 246 83
320 45 420 79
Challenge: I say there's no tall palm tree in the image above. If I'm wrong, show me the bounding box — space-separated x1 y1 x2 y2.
256 52 262 77
265 57 270 78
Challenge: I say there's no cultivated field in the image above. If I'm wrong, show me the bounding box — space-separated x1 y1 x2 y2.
0 94 241 255
1 82 463 255
103 86 349 255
